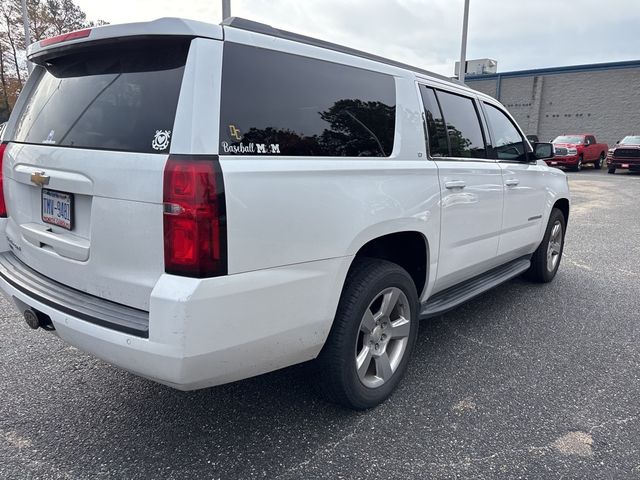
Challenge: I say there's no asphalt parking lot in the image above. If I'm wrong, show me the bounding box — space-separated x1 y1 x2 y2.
1 168 639 479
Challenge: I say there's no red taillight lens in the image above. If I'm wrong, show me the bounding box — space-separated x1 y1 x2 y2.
39 28 92 47
163 155 227 278
0 143 7 218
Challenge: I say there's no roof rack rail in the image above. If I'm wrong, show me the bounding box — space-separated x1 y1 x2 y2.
221 17 460 85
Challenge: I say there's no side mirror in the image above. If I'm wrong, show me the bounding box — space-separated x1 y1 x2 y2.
533 142 554 160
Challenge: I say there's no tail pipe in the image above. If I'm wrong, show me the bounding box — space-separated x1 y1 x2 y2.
23 308 55 331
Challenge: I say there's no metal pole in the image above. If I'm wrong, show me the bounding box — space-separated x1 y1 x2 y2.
20 0 32 74
222 0 231 21
458 0 470 83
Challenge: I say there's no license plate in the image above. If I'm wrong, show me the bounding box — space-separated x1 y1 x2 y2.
623 164 630 168
42 189 73 230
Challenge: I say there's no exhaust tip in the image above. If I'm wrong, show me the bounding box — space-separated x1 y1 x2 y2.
24 309 40 329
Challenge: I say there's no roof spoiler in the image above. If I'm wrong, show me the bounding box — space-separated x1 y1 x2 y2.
28 17 223 64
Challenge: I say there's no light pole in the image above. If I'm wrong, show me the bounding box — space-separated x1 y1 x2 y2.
20 0 32 74
458 0 470 83
222 0 231 21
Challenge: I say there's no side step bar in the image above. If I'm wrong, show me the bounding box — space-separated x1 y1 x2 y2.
420 256 531 319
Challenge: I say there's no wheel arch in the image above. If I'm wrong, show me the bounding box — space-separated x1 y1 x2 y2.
348 231 430 299
553 197 570 225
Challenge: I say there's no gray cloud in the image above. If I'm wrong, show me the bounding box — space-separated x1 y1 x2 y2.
76 0 639 75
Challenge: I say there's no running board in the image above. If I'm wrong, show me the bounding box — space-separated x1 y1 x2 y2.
420 257 531 319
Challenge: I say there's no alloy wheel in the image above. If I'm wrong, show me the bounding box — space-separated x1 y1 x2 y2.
546 220 563 272
355 287 411 389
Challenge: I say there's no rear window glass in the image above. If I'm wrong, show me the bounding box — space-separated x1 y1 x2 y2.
419 85 449 157
220 43 396 157
435 90 487 159
12 39 189 154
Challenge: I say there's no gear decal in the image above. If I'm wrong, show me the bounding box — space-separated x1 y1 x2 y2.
152 130 171 151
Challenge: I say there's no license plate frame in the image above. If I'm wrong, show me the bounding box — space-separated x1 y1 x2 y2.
41 188 74 231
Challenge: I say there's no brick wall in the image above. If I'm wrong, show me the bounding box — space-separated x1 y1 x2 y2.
467 65 640 146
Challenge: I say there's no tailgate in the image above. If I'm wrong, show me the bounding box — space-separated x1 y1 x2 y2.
2 37 192 311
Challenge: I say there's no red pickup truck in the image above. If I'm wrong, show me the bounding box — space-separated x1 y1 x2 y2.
547 134 608 171
607 136 640 174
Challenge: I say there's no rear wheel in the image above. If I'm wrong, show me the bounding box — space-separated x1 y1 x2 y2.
595 153 605 170
524 208 566 283
314 258 419 410
608 168 616 174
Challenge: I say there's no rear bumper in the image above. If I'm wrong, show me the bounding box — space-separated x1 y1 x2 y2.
0 251 350 390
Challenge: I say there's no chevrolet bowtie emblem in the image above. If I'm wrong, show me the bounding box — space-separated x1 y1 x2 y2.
30 171 50 187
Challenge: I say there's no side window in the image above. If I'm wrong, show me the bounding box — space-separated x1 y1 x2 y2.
483 103 527 161
220 43 396 157
419 85 449 157
435 90 487 159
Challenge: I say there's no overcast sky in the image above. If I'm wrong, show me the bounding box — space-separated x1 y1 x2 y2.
74 0 639 76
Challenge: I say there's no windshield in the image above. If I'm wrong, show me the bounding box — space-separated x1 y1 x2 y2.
553 136 583 144
620 136 640 146
12 39 189 154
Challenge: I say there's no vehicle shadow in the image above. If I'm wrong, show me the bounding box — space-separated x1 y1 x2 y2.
7 276 556 479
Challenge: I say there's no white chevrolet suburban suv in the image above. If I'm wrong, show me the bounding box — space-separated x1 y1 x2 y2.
0 17 569 409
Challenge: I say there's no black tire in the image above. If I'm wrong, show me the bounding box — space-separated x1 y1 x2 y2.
595 153 605 170
608 168 616 174
524 208 566 283
574 156 583 172
314 258 419 410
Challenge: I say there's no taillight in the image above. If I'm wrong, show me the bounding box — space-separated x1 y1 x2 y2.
163 155 227 278
39 28 92 47
0 142 7 218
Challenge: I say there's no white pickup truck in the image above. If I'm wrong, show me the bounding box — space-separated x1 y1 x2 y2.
0 17 569 409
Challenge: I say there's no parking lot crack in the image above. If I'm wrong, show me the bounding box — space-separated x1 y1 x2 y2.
274 415 368 479
589 415 638 434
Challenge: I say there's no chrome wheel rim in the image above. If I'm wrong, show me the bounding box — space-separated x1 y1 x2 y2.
546 220 563 272
355 287 411 388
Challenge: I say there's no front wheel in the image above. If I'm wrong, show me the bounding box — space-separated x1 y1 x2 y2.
524 208 566 283
575 156 583 172
595 153 605 170
314 258 419 410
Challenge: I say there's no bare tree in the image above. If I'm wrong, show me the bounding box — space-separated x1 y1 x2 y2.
0 0 105 118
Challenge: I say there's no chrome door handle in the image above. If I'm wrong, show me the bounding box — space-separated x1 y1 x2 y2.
505 179 520 187
444 180 466 189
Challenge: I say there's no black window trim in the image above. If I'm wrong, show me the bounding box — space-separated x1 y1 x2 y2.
480 100 536 165
418 83 450 160
417 83 495 163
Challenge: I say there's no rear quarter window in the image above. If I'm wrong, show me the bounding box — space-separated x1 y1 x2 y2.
219 43 396 157
12 38 190 154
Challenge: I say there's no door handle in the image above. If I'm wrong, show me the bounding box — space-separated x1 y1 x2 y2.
444 180 466 190
505 179 520 187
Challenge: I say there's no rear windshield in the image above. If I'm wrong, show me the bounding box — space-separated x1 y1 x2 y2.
12 39 190 154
